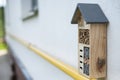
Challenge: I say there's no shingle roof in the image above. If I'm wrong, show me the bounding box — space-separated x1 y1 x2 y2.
71 3 109 24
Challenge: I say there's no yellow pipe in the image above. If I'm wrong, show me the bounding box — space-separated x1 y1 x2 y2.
8 33 96 80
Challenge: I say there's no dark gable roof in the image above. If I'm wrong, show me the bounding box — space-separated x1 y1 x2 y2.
71 3 109 24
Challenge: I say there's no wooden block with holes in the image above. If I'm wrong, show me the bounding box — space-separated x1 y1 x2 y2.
71 3 109 78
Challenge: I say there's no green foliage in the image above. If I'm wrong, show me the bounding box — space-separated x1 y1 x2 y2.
0 43 7 50
0 7 6 50
0 7 4 38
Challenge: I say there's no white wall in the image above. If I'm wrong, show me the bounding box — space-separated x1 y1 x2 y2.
4 0 120 80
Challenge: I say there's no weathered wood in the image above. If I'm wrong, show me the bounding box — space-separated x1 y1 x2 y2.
90 24 107 78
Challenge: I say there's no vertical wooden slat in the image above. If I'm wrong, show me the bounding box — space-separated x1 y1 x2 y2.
90 24 107 78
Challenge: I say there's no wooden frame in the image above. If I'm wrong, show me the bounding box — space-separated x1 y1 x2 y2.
78 21 107 78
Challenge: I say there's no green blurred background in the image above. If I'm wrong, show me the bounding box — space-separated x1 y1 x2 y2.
0 7 7 50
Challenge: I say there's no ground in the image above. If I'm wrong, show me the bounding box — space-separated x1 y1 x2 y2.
0 44 12 80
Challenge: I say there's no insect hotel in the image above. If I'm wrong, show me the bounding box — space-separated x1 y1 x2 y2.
71 3 109 78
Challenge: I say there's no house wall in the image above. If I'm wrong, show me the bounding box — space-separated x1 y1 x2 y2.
4 0 120 80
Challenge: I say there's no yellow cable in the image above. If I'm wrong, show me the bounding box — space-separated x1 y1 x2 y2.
7 33 96 80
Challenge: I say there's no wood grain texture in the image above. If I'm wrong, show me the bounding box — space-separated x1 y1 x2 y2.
90 24 107 78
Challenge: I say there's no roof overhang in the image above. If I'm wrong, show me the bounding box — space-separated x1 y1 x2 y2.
71 3 109 24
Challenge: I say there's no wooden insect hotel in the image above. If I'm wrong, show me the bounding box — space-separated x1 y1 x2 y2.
71 3 108 78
